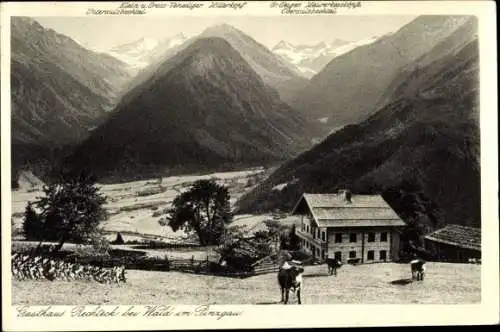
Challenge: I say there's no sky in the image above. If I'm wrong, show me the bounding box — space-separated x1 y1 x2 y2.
34 15 417 50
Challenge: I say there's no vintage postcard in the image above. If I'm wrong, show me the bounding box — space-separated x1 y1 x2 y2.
1 1 498 330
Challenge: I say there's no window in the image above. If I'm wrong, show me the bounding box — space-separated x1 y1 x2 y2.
368 233 375 242
335 233 342 243
317 248 320 257
322 231 326 241
349 251 356 258
322 250 325 259
367 250 374 260
380 250 387 261
380 232 388 242
350 233 357 243
334 252 342 260
306 225 309 233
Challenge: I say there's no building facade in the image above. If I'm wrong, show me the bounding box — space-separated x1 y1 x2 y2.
424 224 481 262
291 191 406 263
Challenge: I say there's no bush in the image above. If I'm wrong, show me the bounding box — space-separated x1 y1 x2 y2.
75 233 111 256
136 187 165 197
23 203 45 241
152 209 164 217
158 217 168 226
291 248 313 261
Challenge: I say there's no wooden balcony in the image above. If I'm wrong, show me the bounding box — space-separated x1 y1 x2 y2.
297 229 328 249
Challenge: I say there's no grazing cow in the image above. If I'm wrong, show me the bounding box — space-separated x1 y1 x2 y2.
277 262 304 304
325 258 342 276
410 259 426 281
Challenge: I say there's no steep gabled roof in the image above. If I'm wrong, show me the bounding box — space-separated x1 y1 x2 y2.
291 192 406 228
424 224 481 251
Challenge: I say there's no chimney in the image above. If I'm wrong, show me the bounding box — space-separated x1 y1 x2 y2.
339 189 352 203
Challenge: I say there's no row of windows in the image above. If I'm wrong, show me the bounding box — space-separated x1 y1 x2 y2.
335 232 388 243
301 239 389 261
333 250 388 261
302 224 388 244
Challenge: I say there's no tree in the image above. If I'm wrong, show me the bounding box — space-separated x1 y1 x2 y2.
279 224 301 251
165 179 232 245
22 171 107 252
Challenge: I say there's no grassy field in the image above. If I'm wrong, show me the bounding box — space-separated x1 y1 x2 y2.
10 169 481 306
12 262 480 305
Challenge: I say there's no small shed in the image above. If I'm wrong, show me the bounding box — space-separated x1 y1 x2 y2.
424 224 481 262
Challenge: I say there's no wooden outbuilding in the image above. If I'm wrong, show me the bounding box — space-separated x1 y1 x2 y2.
424 224 481 262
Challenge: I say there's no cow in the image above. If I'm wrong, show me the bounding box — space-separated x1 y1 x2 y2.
325 258 342 276
410 259 426 281
277 261 304 304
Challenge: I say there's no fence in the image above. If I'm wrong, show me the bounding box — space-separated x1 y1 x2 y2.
11 246 282 278
168 257 280 278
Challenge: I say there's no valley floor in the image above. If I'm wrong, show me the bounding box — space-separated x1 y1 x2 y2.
12 262 480 305
11 168 273 242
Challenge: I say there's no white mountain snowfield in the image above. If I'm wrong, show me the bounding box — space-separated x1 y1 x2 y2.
272 40 346 65
272 36 382 78
105 33 191 71
100 29 383 80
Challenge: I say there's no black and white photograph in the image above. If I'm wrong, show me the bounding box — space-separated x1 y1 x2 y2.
1 1 498 330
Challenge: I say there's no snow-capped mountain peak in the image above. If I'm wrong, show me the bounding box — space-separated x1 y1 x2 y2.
273 40 295 51
166 33 189 48
105 33 191 71
272 37 380 78
110 37 159 55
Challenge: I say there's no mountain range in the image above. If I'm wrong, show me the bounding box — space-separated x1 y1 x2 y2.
237 16 480 231
65 37 320 181
272 36 380 78
110 24 308 106
11 17 132 179
291 16 474 127
11 15 482 233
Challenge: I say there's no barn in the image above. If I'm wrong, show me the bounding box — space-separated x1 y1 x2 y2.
291 190 406 264
423 224 481 262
